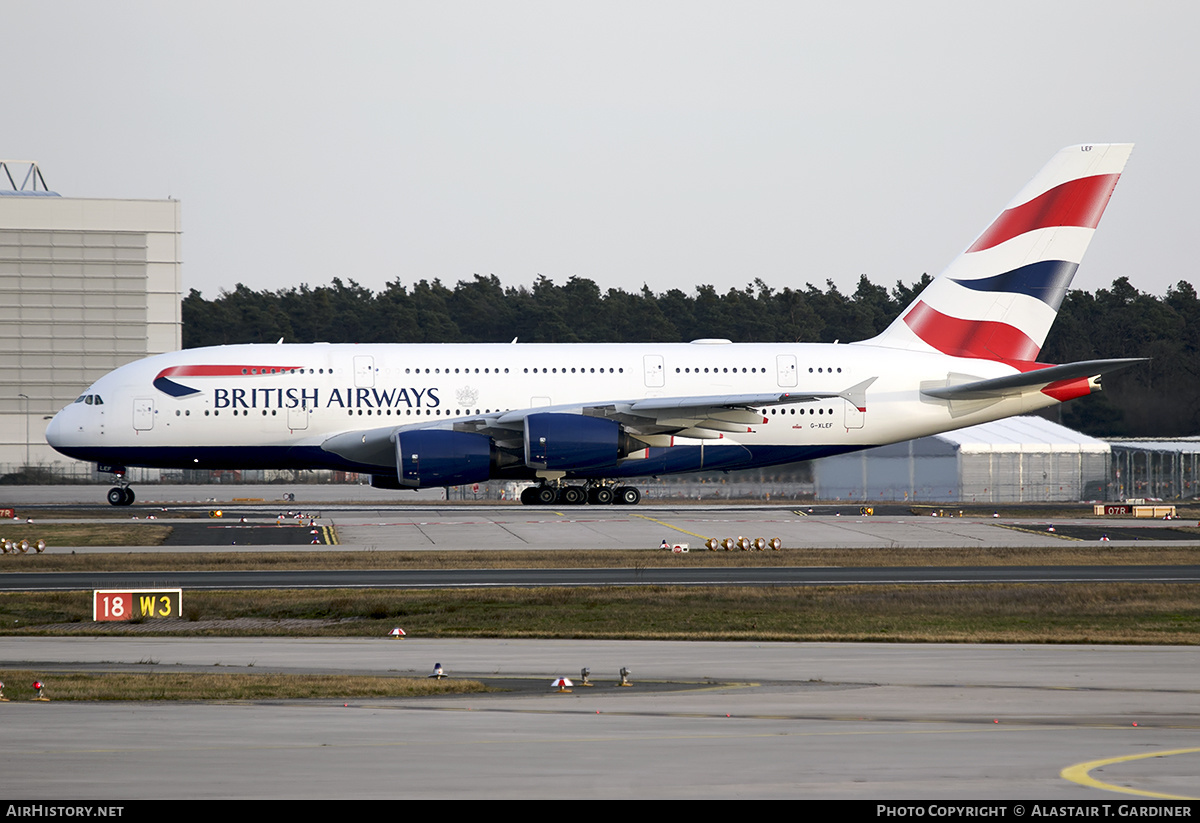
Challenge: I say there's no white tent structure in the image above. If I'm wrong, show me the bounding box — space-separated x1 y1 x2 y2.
812 416 1110 503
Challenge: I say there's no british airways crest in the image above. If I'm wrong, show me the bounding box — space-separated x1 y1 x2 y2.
456 386 479 407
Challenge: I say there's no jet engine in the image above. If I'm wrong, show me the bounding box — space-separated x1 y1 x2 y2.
524 413 642 471
396 430 494 488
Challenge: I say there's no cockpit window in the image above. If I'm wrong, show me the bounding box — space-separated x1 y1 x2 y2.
94 395 103 405
77 394 105 406
85 395 94 405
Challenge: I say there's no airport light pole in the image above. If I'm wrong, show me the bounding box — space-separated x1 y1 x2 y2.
17 393 29 469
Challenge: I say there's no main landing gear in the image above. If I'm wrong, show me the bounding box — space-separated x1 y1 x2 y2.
519 482 641 506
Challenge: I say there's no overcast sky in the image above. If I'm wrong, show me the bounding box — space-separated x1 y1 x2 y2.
5 1 1196 303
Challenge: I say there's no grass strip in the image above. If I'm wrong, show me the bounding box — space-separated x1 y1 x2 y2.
0 523 172 547
6 545 1200 572
0 669 490 701
4 583 1198 644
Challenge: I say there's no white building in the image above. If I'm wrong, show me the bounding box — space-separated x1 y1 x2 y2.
0 163 182 474
812 416 1111 503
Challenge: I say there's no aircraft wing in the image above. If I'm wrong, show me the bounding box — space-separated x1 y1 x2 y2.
920 358 1145 400
321 378 879 467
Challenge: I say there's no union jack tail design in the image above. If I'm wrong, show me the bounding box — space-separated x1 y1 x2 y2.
864 144 1133 363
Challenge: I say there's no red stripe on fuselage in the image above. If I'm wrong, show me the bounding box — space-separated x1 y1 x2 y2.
155 365 300 379
966 174 1120 253
902 301 1040 362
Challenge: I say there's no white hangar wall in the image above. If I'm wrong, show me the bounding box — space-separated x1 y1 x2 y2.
0 191 182 472
812 416 1111 503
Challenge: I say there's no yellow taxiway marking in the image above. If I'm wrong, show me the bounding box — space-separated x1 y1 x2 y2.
630 513 711 541
1061 747 1200 800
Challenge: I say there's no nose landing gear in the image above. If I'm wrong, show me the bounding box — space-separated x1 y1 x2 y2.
100 465 135 506
106 486 135 506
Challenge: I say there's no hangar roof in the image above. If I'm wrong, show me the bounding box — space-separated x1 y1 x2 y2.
1105 438 1200 454
939 416 1110 455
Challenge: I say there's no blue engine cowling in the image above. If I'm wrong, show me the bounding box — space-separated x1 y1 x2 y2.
396 430 493 488
524 413 630 471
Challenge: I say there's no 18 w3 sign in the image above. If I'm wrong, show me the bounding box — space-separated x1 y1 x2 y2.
94 589 183 622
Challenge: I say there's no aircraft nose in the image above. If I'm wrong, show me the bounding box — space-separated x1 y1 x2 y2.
44 409 66 451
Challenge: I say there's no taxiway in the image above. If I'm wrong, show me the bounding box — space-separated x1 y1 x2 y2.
0 637 1196 799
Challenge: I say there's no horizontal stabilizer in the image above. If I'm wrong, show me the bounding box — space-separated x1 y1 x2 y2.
921 358 1146 400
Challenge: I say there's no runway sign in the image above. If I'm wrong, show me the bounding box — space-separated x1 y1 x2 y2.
93 589 183 622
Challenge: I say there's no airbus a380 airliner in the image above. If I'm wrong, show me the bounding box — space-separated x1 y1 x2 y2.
47 144 1142 506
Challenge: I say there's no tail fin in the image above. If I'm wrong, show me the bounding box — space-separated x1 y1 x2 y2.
862 143 1133 362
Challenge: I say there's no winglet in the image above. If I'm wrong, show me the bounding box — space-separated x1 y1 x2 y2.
837 377 878 412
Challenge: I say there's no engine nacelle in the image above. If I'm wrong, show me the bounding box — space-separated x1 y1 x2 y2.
396 430 493 488
524 413 637 471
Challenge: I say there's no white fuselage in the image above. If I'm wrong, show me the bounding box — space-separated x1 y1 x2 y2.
45 340 1060 479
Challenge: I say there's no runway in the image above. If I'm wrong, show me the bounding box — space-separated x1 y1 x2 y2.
7 485 1200 554
4 565 1199 592
0 637 1196 799
3 487 1198 799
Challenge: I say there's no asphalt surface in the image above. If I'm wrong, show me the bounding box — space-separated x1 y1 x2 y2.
0 637 1196 800
6 485 1200 555
1 487 1197 799
3 564 1199 592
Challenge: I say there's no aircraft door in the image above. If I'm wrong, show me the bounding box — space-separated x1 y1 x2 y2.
844 399 866 429
644 355 664 388
133 398 154 431
354 356 375 388
287 403 309 431
776 355 798 387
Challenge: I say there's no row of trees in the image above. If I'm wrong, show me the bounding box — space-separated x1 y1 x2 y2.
181 274 1200 438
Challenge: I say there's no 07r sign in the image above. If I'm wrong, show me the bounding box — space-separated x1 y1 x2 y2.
94 589 183 622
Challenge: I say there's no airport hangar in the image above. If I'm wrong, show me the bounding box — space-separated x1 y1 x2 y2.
811 415 1113 503
0 161 182 478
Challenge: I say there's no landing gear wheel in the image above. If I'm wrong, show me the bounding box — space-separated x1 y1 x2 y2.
588 486 615 506
534 485 558 505
559 486 587 505
107 487 133 507
520 486 538 505
614 486 641 506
